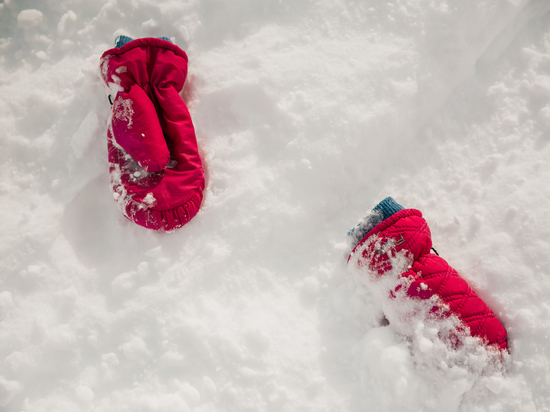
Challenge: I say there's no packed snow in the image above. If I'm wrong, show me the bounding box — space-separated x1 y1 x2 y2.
1 0 550 411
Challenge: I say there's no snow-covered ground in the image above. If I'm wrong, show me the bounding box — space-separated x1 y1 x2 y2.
1 0 550 411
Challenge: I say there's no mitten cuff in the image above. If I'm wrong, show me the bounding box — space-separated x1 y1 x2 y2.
372 197 404 221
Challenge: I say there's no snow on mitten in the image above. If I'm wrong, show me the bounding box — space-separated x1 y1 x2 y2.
111 84 170 173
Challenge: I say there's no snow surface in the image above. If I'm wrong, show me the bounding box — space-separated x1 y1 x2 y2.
1 0 550 411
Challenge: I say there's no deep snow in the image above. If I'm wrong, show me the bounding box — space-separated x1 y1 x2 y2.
1 0 550 411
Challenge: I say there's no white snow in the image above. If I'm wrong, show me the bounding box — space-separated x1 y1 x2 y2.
0 376 24 407
142 192 157 207
16 9 43 30
1 1 550 411
112 96 134 128
0 291 13 321
71 111 100 159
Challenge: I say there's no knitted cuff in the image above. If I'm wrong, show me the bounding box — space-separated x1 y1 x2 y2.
372 197 404 221
114 35 173 48
347 197 405 249
114 35 134 48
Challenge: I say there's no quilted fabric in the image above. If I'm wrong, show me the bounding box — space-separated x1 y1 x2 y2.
99 38 204 231
349 209 508 351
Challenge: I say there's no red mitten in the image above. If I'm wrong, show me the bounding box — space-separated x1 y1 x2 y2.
100 38 204 231
348 209 508 351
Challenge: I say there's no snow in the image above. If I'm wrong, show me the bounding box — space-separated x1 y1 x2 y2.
1 0 550 411
71 111 100 159
16 9 43 30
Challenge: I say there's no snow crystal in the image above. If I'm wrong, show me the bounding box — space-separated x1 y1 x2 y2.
486 376 504 395
74 385 95 402
0 292 13 321
144 245 162 258
112 97 134 128
71 111 100 159
57 10 77 37
16 9 43 29
120 336 150 360
0 377 23 407
142 192 157 208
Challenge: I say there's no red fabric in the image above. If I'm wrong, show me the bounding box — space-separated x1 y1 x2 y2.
349 209 508 351
100 38 204 231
